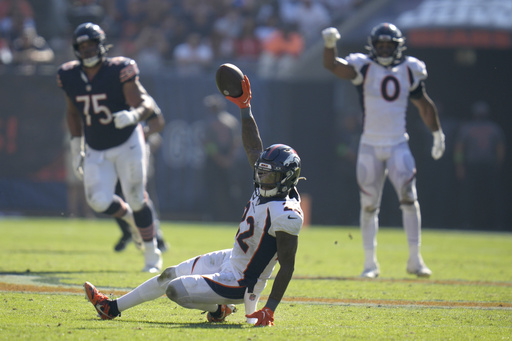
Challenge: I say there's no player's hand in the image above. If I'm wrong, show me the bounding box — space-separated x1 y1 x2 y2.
322 27 340 48
70 136 84 181
226 75 251 109
245 307 274 327
431 130 445 160
113 110 140 129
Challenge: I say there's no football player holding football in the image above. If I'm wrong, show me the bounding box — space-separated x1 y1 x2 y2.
58 22 163 272
84 75 305 327
322 23 445 278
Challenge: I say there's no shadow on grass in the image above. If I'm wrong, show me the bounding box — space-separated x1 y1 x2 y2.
78 318 248 330
0 270 136 288
8 249 102 255
0 270 132 275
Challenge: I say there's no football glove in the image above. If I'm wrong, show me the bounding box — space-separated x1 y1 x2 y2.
113 109 140 129
245 307 274 327
226 75 251 109
322 27 340 48
70 136 84 181
431 130 445 160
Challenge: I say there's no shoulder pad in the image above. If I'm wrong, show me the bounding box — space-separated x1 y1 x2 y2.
405 56 427 81
345 53 369 65
108 56 134 66
59 60 80 72
107 57 140 83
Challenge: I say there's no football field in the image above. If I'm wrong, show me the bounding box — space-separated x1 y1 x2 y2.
0 218 510 340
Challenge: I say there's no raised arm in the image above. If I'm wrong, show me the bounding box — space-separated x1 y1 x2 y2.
322 27 357 80
225 75 263 166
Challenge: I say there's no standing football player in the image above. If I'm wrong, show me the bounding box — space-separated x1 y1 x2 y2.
84 75 304 326
58 22 162 273
322 23 445 278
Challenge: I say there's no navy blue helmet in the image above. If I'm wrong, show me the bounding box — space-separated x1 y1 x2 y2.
254 144 301 198
72 22 108 67
367 22 406 66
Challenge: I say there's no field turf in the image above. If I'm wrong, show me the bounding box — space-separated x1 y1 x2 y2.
0 218 510 340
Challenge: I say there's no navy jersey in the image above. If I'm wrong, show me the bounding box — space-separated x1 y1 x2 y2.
57 57 140 150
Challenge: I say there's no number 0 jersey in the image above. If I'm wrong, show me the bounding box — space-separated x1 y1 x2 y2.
346 53 428 146
231 190 303 293
57 57 140 150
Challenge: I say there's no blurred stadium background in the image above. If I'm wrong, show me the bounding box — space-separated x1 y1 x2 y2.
0 0 510 231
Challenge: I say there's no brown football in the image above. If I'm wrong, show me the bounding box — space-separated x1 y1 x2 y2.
215 63 244 98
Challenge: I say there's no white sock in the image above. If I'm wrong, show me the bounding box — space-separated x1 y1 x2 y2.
117 275 167 312
144 239 157 254
360 209 379 267
401 201 421 261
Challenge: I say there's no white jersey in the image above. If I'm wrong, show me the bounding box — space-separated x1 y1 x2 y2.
230 191 303 293
346 53 428 146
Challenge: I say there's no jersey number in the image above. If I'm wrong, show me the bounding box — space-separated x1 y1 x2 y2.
381 75 400 102
236 216 255 253
76 94 112 126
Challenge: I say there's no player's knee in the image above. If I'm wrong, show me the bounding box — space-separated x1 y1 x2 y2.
125 190 145 211
362 205 378 213
400 200 419 211
129 200 145 212
166 279 189 306
87 192 111 212
399 180 417 203
159 267 177 283
360 192 380 213
361 198 379 213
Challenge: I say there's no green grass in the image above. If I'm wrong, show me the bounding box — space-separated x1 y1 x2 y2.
0 218 511 340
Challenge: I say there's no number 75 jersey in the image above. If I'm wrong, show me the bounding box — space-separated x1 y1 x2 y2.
346 53 428 146
57 57 139 150
230 191 303 292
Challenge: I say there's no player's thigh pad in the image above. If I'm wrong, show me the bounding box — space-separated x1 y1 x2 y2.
175 249 232 278
387 142 417 202
83 149 117 212
357 144 387 209
167 272 244 307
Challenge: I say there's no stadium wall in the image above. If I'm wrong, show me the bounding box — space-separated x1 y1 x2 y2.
0 70 509 231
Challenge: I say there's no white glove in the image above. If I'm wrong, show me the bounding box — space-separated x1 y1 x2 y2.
322 27 340 48
113 109 140 129
70 136 84 181
431 130 445 160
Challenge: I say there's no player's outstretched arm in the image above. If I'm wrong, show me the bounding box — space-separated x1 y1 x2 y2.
226 75 263 166
245 231 298 326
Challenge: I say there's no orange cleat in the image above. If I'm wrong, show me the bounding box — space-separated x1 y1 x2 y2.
83 282 119 320
206 304 237 323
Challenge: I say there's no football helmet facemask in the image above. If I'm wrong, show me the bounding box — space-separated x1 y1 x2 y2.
254 144 301 198
367 22 405 66
73 22 108 68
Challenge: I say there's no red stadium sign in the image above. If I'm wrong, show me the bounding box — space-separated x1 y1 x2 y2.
407 29 511 49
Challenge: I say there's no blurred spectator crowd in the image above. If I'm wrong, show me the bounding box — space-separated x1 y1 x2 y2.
0 0 367 76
